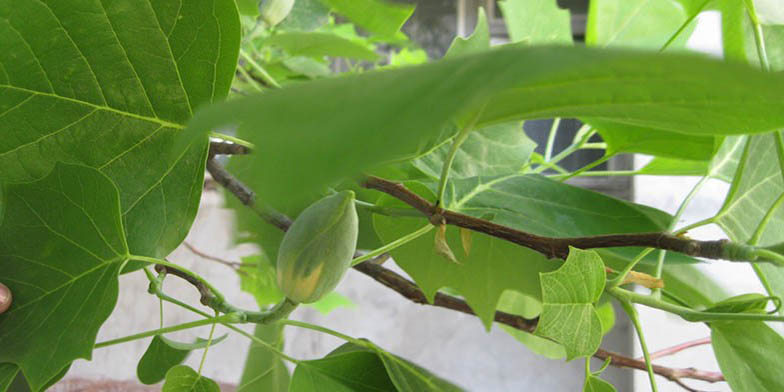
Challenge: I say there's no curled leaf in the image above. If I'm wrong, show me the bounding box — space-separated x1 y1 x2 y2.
621 271 664 289
434 224 459 264
460 228 473 257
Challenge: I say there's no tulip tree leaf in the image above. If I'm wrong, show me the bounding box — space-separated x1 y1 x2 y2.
586 0 696 50
711 321 784 392
583 0 721 160
290 344 397 392
162 365 220 392
317 0 415 37
0 364 17 392
0 0 240 258
445 7 489 58
239 324 290 392
374 174 711 328
535 248 605 360
373 182 557 328
0 164 129 391
290 343 461 392
584 375 616 392
279 0 331 31
413 122 536 180
715 134 784 313
498 0 572 45
137 334 229 385
263 32 381 61
185 45 784 209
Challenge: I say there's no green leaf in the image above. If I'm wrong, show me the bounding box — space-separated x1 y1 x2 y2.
373 347 462 392
279 0 331 31
238 324 289 392
445 7 489 58
162 365 220 392
588 120 719 161
290 344 397 391
263 32 380 61
705 293 772 314
137 334 228 385
636 157 710 177
583 0 716 160
239 254 286 308
317 0 414 37
237 0 260 16
499 0 572 45
535 248 605 360
715 135 784 303
584 375 616 392
0 164 129 391
2 364 69 392
373 182 557 328
0 364 17 392
282 57 332 79
587 0 696 49
596 300 616 335
496 291 566 359
413 122 536 180
0 0 240 258
305 291 355 314
711 321 784 391
387 48 429 68
186 46 784 208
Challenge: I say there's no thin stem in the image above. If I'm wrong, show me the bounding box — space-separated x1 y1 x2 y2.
94 315 237 349
533 128 596 174
556 154 613 182
607 248 656 289
532 159 570 174
437 114 481 207
280 319 369 347
143 270 301 364
619 300 658 392
674 217 716 235
609 287 784 322
651 175 711 297
752 264 777 303
544 118 561 161
354 199 423 217
236 64 265 92
751 249 784 267
183 242 251 270
351 225 433 266
645 337 711 361
748 0 771 71
197 311 219 374
240 49 281 89
573 170 639 177
209 132 256 149
581 142 607 150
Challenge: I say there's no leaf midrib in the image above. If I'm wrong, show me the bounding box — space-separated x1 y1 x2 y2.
0 84 185 129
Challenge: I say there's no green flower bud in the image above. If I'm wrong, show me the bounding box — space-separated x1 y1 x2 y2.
277 191 358 303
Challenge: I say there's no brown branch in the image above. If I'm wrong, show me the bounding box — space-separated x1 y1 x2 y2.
206 158 293 231
182 242 245 269
361 176 732 261
207 158 725 388
209 140 251 156
153 264 213 305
